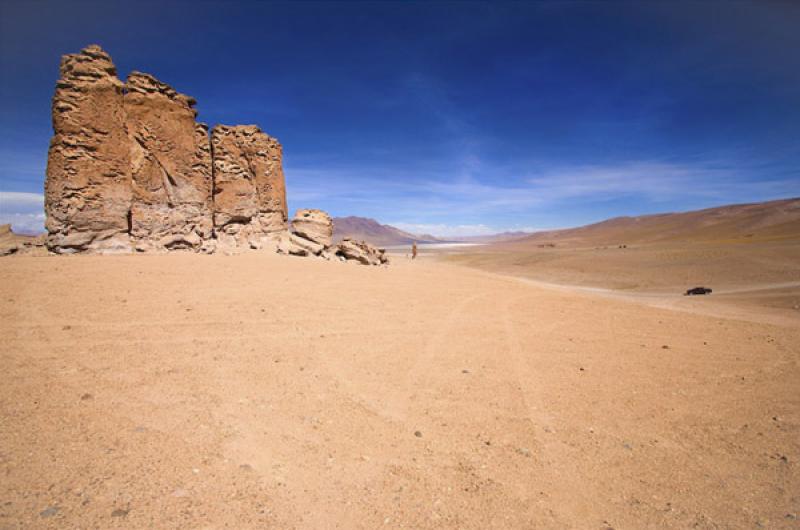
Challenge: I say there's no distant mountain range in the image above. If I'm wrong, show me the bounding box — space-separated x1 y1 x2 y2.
334 198 800 249
332 217 444 246
332 217 533 246
495 197 800 248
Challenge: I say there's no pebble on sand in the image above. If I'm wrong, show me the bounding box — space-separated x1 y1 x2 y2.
40 506 59 518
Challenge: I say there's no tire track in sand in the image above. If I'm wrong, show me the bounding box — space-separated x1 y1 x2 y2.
501 295 560 430
381 292 490 422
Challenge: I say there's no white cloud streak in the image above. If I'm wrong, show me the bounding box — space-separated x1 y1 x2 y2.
0 192 45 234
286 159 799 225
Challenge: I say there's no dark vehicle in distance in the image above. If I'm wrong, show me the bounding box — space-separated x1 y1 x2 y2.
685 287 712 296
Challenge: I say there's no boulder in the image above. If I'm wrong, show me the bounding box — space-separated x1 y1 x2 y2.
211 125 288 247
290 233 325 255
44 45 132 253
124 71 213 251
292 209 333 247
275 231 326 257
335 238 388 266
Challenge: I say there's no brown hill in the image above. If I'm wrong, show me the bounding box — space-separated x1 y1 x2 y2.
503 197 800 248
332 216 443 246
445 198 800 300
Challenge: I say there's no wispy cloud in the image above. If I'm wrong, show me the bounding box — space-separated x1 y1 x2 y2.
0 191 44 209
0 191 45 234
286 157 799 234
414 161 798 210
524 161 798 203
0 212 45 234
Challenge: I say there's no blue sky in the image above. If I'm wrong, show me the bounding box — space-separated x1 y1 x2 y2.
1 1 798 235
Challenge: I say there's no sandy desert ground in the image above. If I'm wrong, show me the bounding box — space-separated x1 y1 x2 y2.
1 252 799 528
443 239 800 320
443 198 800 318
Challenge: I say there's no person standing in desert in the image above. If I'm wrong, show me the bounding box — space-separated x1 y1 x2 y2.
411 241 418 260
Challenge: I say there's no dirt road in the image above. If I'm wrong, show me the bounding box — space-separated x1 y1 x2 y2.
1 253 798 528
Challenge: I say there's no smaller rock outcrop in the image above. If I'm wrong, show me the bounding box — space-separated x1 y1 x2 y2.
335 238 389 266
277 210 387 265
292 209 333 247
278 208 333 257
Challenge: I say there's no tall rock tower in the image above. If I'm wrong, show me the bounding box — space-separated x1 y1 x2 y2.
45 45 132 253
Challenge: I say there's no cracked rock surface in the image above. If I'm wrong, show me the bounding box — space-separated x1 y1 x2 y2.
125 72 213 252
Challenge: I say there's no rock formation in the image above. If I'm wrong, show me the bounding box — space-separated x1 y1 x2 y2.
276 209 332 257
212 125 287 250
43 45 285 254
125 72 213 252
275 210 388 265
335 238 389 266
41 45 387 266
45 45 132 253
292 209 333 247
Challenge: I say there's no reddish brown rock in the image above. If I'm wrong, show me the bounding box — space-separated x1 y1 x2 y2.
44 45 132 253
211 125 287 248
124 72 213 251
